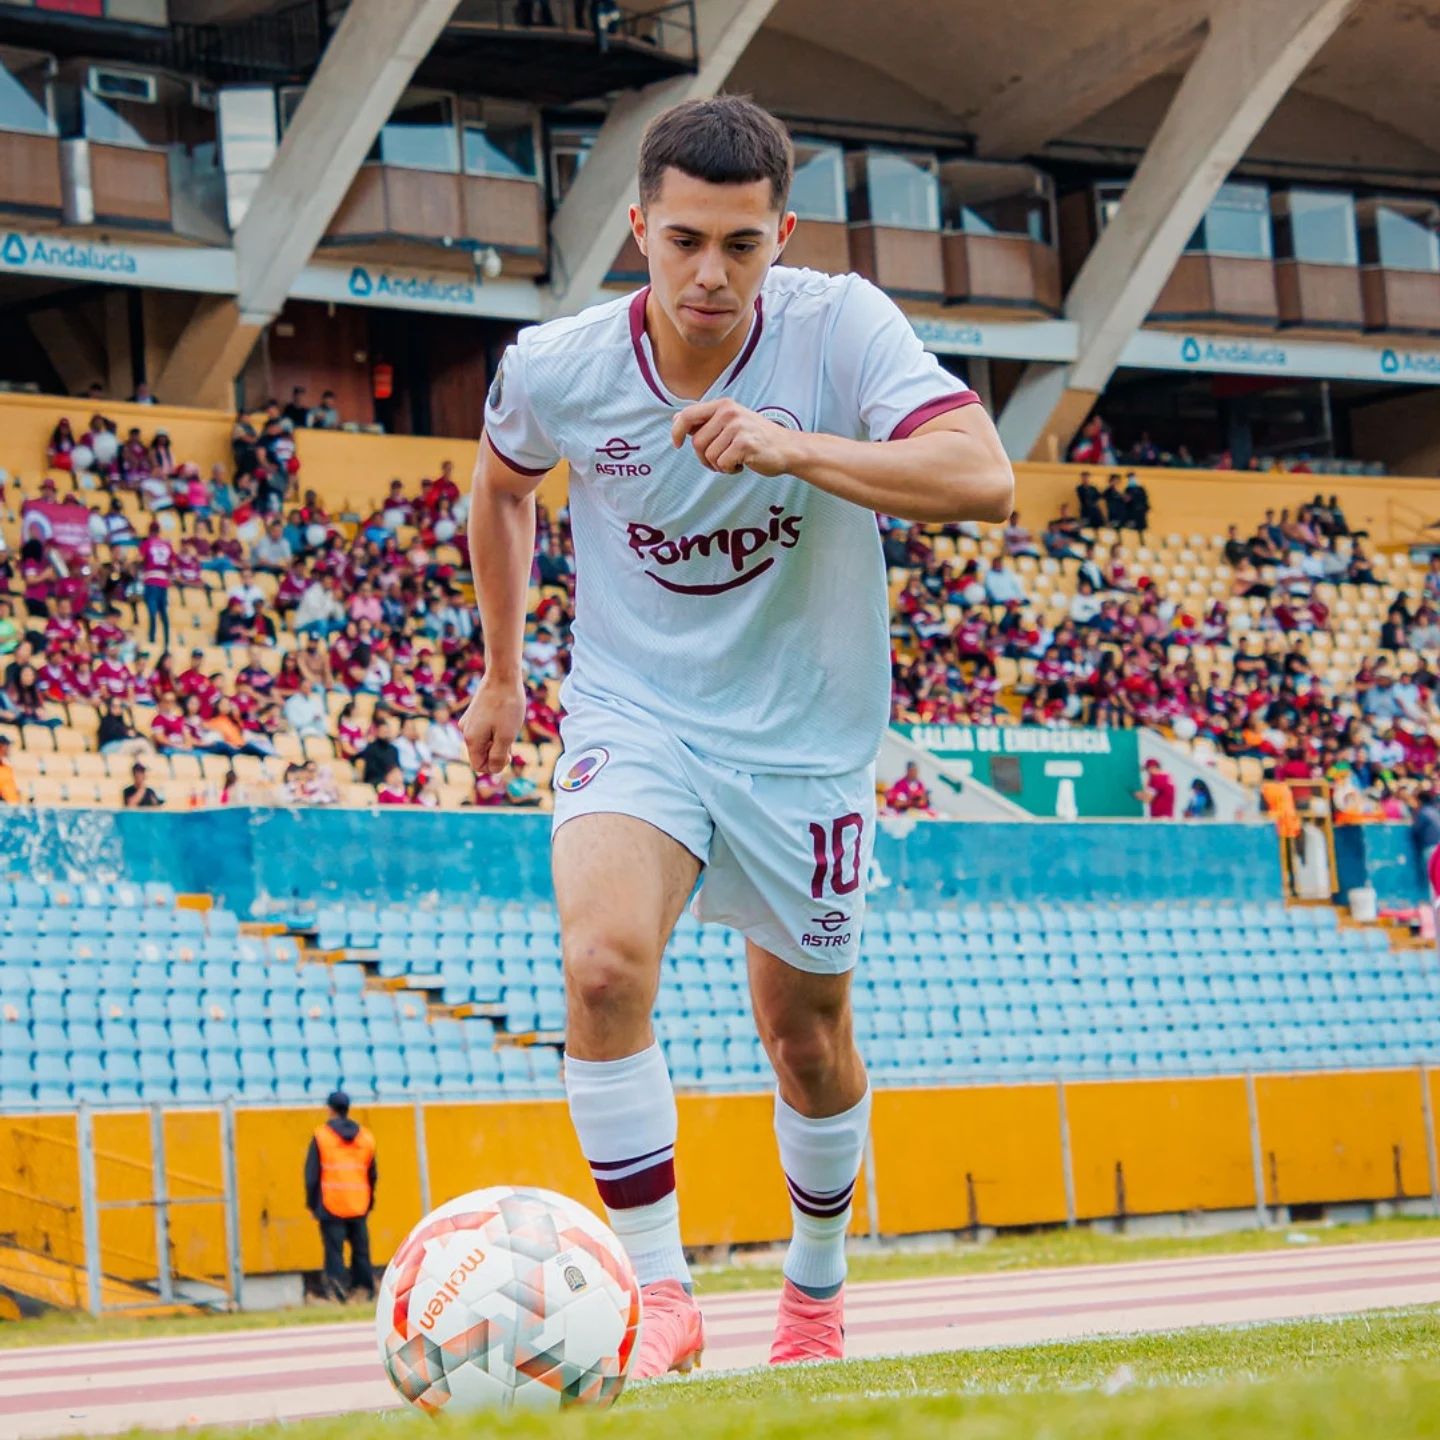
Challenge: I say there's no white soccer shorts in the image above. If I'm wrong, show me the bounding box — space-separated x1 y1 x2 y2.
550 697 876 975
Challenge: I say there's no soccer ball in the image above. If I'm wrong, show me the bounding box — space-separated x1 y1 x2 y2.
376 1185 641 1414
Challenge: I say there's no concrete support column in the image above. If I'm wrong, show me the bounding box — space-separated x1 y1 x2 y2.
102 291 134 401
158 0 461 406
998 0 1359 462
26 309 107 396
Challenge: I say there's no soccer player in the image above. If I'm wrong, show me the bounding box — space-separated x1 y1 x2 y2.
462 96 1013 1376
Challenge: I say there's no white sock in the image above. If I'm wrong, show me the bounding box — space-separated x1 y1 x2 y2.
565 1043 690 1289
774 1087 871 1298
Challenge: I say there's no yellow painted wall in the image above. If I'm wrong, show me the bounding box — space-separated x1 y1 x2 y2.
7 1070 1437 1290
3 385 1433 544
871 1083 1069 1230
162 1109 229 1285
0 1114 81 1266
92 1111 158 1279
1066 1076 1255 1219
1014 462 1440 550
2 392 233 489
1256 1069 1431 1207
0 391 567 519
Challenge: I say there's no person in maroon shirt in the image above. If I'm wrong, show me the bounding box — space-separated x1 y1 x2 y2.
884 762 933 816
138 522 175 650
375 765 411 805
524 685 562 747
420 461 460 517
1137 759 1176 818
151 695 192 753
236 646 275 694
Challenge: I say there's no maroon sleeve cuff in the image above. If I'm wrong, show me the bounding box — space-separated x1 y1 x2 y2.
485 432 552 477
887 390 982 441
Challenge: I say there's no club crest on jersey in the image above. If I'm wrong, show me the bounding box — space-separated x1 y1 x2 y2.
556 746 610 792
757 405 802 431
625 505 803 596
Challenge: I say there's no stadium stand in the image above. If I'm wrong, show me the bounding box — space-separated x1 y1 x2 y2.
1 877 1429 1110
2 406 1438 821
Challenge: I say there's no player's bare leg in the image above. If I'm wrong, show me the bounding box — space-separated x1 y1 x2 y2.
555 813 706 1378
748 943 870 1363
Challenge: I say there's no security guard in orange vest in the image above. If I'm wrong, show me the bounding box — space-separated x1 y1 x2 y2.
304 1091 377 1300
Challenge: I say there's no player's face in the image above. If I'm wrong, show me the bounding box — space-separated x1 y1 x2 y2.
631 169 795 350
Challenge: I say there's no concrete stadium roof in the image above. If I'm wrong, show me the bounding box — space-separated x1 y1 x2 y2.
740 0 1439 176
165 0 1439 178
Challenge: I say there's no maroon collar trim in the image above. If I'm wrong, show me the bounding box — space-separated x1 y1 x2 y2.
627 287 765 406
627 287 669 405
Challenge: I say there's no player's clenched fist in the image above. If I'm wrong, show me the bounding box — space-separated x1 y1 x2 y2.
672 398 798 477
460 673 527 775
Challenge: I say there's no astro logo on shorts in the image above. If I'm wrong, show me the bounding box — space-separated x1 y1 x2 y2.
556 746 610 792
801 910 852 948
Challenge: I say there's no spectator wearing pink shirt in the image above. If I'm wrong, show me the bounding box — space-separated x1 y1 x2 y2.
348 583 383 625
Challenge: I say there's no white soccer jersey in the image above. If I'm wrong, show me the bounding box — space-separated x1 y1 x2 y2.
484 265 980 776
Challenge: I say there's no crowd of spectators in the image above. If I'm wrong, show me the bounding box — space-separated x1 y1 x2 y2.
11 395 1437 823
10 403 571 809
884 473 1440 826
1068 413 1385 477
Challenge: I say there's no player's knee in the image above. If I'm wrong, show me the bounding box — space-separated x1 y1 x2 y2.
563 933 652 1018
765 1019 842 1094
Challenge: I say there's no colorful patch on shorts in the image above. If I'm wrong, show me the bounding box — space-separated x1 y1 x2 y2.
556 745 611 793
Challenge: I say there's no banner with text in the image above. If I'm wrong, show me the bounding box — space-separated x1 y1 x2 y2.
21 500 93 559
897 724 1142 817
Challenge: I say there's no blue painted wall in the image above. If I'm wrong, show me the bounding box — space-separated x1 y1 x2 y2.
1334 824 1426 908
0 810 1284 913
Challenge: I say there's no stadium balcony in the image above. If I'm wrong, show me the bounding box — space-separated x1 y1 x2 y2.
0 0 696 101
413 1 698 104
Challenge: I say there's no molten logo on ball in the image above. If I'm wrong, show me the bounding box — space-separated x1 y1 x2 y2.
418 1245 487 1331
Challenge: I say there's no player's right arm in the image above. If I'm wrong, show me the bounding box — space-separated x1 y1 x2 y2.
460 440 539 774
461 343 559 776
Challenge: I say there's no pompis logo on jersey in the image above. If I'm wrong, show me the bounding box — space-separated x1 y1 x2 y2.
625 504 803 596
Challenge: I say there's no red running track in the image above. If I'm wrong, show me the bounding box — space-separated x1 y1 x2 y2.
4 1238 1439 1438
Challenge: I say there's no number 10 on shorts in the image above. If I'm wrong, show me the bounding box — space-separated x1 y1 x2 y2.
808 813 864 900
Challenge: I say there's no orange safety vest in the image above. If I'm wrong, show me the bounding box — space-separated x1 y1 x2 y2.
314 1123 375 1218
1261 782 1302 840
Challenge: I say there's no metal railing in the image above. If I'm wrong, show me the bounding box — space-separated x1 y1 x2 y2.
1 1105 240 1316
445 0 697 62
168 3 326 86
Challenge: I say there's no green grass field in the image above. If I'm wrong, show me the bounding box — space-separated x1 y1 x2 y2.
105 1307 1440 1440
2 1213 1437 1350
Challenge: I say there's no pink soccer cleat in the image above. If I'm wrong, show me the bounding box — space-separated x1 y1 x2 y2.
769 1278 845 1365
630 1279 706 1379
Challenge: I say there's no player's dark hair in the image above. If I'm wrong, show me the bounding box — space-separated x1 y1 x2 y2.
638 95 793 211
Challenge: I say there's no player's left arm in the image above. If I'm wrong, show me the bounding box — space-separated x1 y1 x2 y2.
672 398 1013 525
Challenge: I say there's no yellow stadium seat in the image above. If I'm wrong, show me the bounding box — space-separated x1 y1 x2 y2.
272 732 304 762
9 749 45 779
168 754 204 783
230 754 269 784
197 752 231 781
51 726 87 755
29 776 67 807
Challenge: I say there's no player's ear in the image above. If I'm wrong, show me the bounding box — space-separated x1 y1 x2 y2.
629 202 648 256
772 211 797 263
